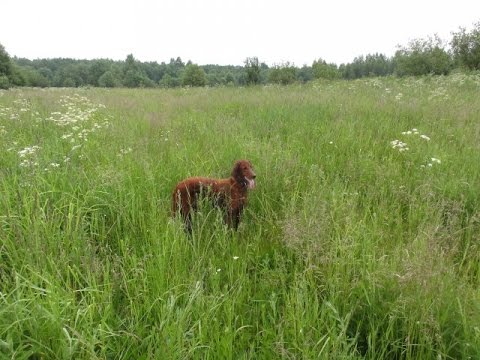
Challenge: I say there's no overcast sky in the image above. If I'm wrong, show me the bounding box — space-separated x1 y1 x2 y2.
1 0 479 66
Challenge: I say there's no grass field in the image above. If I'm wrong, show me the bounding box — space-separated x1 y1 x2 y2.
1 74 480 359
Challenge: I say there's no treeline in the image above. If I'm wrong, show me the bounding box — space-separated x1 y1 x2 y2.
1 21 479 89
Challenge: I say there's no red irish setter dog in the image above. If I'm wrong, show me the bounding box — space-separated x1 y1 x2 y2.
172 160 256 233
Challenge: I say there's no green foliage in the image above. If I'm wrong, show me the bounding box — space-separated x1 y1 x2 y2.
340 53 394 79
312 58 340 79
394 35 452 76
182 63 207 87
297 65 314 82
268 62 296 85
225 72 235 84
0 43 14 88
87 60 111 86
159 73 180 87
0 74 9 89
4 20 480 90
122 54 154 88
244 56 261 85
451 21 480 70
98 70 120 88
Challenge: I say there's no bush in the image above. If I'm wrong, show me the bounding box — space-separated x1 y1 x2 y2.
394 35 452 76
268 63 296 85
244 57 260 85
451 21 480 70
0 75 10 89
182 64 206 87
312 59 340 79
98 71 120 88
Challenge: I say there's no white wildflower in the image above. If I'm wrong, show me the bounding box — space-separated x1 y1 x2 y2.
233 256 239 260
118 147 133 157
390 140 408 151
420 134 431 141
20 159 38 168
18 145 40 158
431 157 441 164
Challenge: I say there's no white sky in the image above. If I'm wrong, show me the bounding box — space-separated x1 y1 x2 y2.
1 0 479 66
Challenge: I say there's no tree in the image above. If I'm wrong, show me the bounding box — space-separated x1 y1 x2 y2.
122 54 153 87
312 59 340 79
394 35 452 76
297 65 314 82
159 73 180 88
0 43 13 89
269 62 296 85
225 72 235 85
182 64 207 87
98 71 120 87
244 57 260 85
18 66 48 87
451 22 480 70
340 54 394 79
88 60 111 86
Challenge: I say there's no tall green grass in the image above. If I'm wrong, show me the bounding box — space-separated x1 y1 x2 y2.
1 74 480 359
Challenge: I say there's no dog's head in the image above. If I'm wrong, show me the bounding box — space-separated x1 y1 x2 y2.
232 160 256 189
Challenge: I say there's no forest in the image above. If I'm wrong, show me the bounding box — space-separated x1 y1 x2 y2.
1 21 479 89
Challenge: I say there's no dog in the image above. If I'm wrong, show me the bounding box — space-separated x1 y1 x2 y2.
172 160 256 233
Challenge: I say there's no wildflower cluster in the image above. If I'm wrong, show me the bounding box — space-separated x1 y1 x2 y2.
401 128 430 141
421 158 441 168
390 140 409 152
5 92 111 171
18 145 41 168
13 98 31 113
117 147 133 157
391 127 441 169
48 94 107 127
48 94 110 166
428 86 449 101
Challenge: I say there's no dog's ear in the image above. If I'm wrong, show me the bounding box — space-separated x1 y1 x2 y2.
232 161 244 184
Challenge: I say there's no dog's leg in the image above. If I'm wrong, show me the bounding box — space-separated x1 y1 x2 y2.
183 213 193 234
232 208 242 230
225 208 242 230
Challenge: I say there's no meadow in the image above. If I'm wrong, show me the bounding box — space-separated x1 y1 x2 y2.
1 74 480 359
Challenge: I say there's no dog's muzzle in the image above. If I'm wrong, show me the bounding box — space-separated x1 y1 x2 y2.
246 177 256 189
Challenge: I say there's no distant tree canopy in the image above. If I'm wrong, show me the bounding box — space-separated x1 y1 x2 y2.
244 57 261 85
451 21 480 70
269 62 296 85
340 54 394 79
1 20 479 89
0 44 17 89
312 59 340 80
394 35 452 76
182 64 207 87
